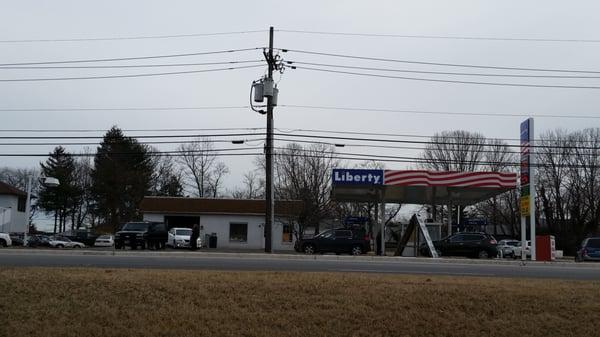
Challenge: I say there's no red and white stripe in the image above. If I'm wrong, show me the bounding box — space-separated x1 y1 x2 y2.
384 170 517 188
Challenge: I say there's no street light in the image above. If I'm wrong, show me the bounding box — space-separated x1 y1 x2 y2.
23 176 60 246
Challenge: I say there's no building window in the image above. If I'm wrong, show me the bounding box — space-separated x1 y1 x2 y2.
282 224 293 243
17 197 26 212
229 223 248 242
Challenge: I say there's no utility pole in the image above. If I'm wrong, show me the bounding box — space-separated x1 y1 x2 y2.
264 26 275 253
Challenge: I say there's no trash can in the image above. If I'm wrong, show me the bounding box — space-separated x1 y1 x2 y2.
209 233 218 248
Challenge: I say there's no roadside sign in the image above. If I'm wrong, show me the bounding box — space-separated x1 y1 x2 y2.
332 169 384 185
520 197 530 216
520 117 536 260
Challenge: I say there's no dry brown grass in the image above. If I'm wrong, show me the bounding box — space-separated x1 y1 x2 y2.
0 268 598 337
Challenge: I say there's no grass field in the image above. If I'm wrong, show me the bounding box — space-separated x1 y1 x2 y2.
0 268 598 337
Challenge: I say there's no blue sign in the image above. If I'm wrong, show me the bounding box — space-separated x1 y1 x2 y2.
344 216 369 226
332 169 384 185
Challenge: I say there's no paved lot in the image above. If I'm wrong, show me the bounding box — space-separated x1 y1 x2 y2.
1 249 599 280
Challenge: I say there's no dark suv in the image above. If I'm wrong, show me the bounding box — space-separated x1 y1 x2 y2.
420 232 498 259
115 222 168 250
295 228 370 255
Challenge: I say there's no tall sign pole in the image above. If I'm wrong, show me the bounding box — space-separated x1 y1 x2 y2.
520 118 536 261
264 27 275 253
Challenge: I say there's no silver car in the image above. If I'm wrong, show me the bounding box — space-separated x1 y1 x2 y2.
497 239 521 258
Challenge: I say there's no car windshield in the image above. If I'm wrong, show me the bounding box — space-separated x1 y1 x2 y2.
586 238 600 248
98 235 111 240
176 229 192 236
507 241 520 246
121 223 149 231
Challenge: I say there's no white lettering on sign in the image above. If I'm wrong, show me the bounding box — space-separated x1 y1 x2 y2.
333 171 381 184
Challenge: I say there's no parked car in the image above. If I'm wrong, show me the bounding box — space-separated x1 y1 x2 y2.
575 237 600 262
9 233 24 246
114 222 168 250
167 227 201 249
0 232 12 247
294 228 370 255
65 230 100 247
48 236 85 248
420 232 498 259
93 235 114 247
27 234 51 248
497 239 521 258
512 241 531 259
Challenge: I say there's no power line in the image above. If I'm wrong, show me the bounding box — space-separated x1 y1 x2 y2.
273 133 600 151
279 104 600 120
0 130 596 151
0 30 267 43
0 60 263 70
0 64 263 82
282 48 600 74
286 61 600 79
2 146 597 169
0 132 263 140
0 138 265 146
291 66 600 90
271 148 600 170
0 47 262 66
0 106 251 113
277 29 600 44
0 104 595 119
0 136 592 158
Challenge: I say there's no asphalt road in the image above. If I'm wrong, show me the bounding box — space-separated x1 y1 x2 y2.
1 250 600 280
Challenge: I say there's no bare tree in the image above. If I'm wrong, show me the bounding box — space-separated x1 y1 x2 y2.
472 138 518 236
71 150 95 229
150 152 183 197
177 139 228 198
230 170 262 199
207 162 230 198
0 167 41 221
266 143 339 238
421 130 486 171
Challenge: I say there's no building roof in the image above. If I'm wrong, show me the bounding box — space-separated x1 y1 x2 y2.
0 181 27 197
140 197 304 217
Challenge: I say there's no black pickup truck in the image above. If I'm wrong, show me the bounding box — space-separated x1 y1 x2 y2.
294 228 371 255
114 222 168 250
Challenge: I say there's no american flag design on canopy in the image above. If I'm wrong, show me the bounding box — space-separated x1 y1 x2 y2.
383 170 517 188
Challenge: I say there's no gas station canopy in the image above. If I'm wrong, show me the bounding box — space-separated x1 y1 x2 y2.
331 169 517 205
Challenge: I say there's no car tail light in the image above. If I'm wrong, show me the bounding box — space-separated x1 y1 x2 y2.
582 248 588 256
489 239 497 245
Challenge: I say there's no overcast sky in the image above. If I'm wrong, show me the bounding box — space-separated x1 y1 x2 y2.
1 0 600 196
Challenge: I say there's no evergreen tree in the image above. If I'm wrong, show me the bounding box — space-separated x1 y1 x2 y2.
38 146 81 233
91 127 154 231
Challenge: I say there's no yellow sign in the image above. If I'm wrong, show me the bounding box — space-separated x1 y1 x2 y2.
520 197 530 216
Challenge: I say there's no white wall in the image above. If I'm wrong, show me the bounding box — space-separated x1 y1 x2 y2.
142 212 295 251
0 195 26 233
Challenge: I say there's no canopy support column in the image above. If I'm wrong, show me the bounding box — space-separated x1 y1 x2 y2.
380 200 386 256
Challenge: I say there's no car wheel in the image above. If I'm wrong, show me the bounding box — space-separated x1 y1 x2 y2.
0 239 6 247
351 245 362 256
303 244 315 255
478 250 489 259
73 245 80 249
56 244 64 249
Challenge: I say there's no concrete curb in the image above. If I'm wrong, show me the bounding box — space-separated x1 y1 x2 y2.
0 248 594 268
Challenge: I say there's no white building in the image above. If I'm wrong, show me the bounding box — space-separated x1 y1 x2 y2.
140 197 303 251
0 181 28 233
